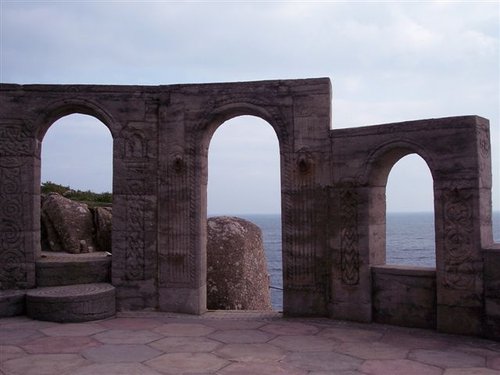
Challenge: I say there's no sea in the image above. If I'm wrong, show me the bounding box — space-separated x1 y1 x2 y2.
239 212 500 311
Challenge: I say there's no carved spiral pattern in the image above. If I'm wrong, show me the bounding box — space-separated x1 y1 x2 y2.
0 123 33 157
0 249 26 284
1 167 21 195
2 198 22 217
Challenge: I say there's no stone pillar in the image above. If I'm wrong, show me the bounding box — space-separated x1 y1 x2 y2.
329 182 374 322
112 118 158 310
434 184 484 335
282 88 331 316
157 98 206 314
0 120 38 290
433 118 491 336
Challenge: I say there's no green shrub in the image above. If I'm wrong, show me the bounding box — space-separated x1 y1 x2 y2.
41 181 112 204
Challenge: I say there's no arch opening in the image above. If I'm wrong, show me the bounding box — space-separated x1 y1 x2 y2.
385 154 435 267
39 113 113 258
207 115 283 311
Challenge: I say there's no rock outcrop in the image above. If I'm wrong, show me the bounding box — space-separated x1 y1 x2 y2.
93 207 112 253
41 193 111 254
41 198 272 310
41 193 97 253
207 216 272 311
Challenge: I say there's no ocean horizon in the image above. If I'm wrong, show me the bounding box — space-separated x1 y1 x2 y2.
217 211 500 311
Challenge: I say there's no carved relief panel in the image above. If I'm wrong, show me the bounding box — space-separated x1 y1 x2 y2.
340 186 360 286
0 119 35 288
115 121 158 282
441 188 475 291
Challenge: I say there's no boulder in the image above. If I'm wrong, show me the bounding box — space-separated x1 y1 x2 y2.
41 193 96 254
207 216 272 310
93 206 112 253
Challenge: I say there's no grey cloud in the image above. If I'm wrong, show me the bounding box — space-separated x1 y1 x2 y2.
2 1 498 212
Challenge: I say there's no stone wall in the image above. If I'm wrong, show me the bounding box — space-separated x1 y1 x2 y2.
483 245 500 340
372 265 436 329
0 78 497 338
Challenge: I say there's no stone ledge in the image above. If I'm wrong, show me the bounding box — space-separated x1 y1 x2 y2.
0 289 26 317
371 265 436 277
26 283 116 322
36 252 111 286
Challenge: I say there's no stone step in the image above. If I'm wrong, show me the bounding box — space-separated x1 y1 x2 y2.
0 290 26 317
36 251 111 287
26 283 116 322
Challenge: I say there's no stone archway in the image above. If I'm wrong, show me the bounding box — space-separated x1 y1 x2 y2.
364 143 437 329
156 80 332 316
1 80 494 338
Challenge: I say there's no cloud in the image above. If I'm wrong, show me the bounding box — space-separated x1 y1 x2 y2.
1 1 499 213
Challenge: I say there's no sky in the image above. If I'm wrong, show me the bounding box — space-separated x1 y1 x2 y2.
1 1 498 215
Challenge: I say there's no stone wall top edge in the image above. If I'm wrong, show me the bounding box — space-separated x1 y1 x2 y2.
330 115 487 138
484 244 500 252
0 83 167 93
0 77 331 94
371 264 436 277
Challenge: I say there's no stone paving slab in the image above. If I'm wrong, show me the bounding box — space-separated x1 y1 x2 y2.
81 344 162 363
1 311 500 374
20 336 100 354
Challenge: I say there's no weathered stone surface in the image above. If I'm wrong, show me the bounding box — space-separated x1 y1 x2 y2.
208 329 274 344
93 329 163 344
207 216 272 311
82 344 162 363
269 335 338 352
26 283 116 322
40 322 106 337
40 193 113 254
371 265 436 329
21 336 100 354
153 322 215 337
215 343 287 362
260 322 319 336
360 359 442 375
145 352 228 374
36 252 111 286
93 206 112 253
0 290 25 317
0 79 496 339
41 193 96 254
284 351 362 372
70 363 163 375
1 353 91 375
150 336 221 353
408 349 485 368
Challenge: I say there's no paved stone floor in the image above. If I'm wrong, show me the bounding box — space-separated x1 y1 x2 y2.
1 310 499 374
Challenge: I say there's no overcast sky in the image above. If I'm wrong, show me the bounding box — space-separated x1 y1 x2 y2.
1 1 498 215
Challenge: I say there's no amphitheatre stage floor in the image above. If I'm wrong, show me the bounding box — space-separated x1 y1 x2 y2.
1 310 499 374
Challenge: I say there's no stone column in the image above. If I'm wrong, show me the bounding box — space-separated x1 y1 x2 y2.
433 118 491 336
0 120 38 290
112 118 158 310
281 87 331 316
157 97 206 314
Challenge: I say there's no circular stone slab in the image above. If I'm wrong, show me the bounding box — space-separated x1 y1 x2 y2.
26 283 115 323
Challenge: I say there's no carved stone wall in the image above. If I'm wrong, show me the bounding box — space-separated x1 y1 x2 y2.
0 79 496 337
331 116 493 336
0 116 38 290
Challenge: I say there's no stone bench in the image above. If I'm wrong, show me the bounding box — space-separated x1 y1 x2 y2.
26 283 115 322
36 252 111 286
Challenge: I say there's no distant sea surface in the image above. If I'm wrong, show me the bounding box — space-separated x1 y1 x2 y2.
240 212 500 311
